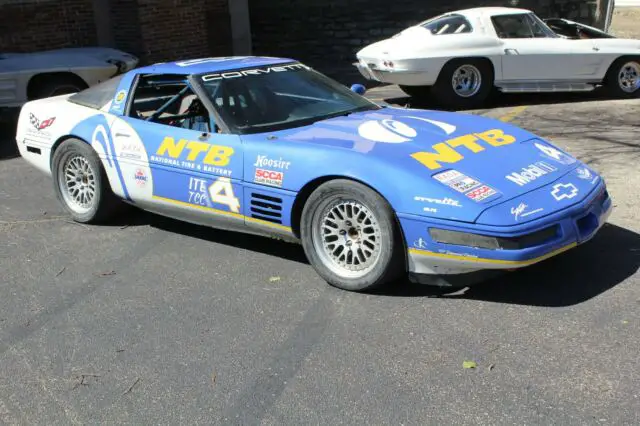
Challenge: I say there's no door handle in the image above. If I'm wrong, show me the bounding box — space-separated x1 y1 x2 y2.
115 132 131 138
504 48 519 55
592 46 600 51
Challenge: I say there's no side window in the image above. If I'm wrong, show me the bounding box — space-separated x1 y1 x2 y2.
128 74 214 133
421 14 473 35
491 14 535 39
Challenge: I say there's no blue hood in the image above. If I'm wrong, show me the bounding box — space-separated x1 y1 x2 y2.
245 106 585 224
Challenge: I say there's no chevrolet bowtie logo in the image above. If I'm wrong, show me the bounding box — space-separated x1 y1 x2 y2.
551 183 579 201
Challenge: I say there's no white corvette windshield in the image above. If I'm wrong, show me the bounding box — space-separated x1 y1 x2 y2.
197 63 380 134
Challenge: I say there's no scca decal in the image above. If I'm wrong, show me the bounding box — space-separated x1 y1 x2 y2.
153 136 234 167
411 129 516 170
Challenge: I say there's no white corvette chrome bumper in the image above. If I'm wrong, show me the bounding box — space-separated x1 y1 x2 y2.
354 62 430 86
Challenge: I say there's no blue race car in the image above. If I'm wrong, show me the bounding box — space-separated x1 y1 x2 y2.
15 56 612 292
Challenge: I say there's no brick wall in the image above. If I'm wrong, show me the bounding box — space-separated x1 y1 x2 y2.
134 0 233 65
248 0 603 84
1 0 233 66
0 0 97 52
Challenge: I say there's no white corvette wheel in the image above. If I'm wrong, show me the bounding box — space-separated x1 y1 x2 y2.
605 57 640 98
432 58 494 109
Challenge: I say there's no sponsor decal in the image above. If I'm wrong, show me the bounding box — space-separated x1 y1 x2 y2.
413 238 428 250
187 176 240 212
551 183 579 201
423 207 437 213
253 155 291 170
576 167 592 180
28 113 56 131
134 169 148 187
114 90 126 104
465 185 497 202
358 116 456 144
506 161 557 186
412 129 517 170
150 136 233 175
576 166 599 184
119 142 143 160
254 168 284 187
202 63 310 82
433 170 481 193
510 202 544 221
534 142 576 165
414 195 462 207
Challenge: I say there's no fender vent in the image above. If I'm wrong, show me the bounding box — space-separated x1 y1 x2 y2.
250 193 283 224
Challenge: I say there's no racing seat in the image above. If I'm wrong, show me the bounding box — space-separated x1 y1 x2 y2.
179 96 210 132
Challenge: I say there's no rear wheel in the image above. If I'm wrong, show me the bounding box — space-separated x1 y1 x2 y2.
29 75 87 100
52 138 124 223
431 59 494 109
604 57 640 98
300 179 405 292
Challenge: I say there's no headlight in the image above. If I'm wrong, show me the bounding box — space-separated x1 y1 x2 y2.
429 228 501 249
429 226 558 250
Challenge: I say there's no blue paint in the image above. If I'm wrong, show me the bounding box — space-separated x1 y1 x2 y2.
65 56 611 267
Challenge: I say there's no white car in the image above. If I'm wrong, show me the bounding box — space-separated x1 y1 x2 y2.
355 7 640 108
1 47 138 119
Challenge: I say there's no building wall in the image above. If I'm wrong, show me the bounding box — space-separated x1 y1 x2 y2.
0 0 233 65
0 0 97 52
248 0 604 84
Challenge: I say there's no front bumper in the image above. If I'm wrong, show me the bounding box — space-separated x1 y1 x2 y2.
403 179 612 277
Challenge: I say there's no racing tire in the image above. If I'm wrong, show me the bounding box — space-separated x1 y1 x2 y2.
300 179 405 292
399 85 431 100
603 57 640 99
51 138 124 224
30 75 87 100
431 58 494 110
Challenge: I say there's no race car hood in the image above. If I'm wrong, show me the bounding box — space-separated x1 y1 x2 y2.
278 106 584 223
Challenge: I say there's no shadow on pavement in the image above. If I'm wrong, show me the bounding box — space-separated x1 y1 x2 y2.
377 86 623 112
0 118 19 160
378 223 640 307
146 211 309 265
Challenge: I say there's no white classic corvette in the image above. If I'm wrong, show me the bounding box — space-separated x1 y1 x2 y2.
1 47 138 121
355 7 640 108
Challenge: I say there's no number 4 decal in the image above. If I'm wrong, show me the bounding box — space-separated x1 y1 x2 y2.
208 177 240 213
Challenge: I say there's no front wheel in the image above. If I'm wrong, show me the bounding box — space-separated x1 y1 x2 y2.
604 57 640 98
51 138 124 223
300 180 405 292
431 59 494 109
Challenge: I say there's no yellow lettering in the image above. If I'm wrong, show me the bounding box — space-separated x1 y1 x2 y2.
476 129 516 147
411 143 464 170
446 134 485 153
185 141 210 161
157 137 187 158
203 145 234 166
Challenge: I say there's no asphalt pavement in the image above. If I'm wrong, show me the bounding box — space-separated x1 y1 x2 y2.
1 87 640 425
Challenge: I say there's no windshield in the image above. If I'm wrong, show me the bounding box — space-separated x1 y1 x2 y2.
196 63 380 134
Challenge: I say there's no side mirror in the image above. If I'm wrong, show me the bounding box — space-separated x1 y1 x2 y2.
350 84 366 95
